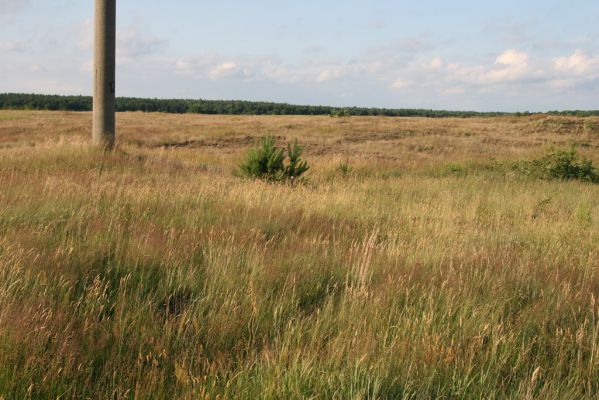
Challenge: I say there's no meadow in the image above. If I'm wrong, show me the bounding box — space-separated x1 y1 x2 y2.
1 110 599 399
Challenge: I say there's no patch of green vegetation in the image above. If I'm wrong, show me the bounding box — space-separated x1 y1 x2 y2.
236 136 310 183
330 108 351 118
427 148 599 184
517 146 599 183
336 160 354 178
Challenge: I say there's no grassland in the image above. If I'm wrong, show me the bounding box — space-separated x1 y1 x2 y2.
1 110 599 399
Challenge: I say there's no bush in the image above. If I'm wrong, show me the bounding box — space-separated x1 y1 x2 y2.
521 146 599 183
237 136 310 182
330 109 351 118
337 160 353 178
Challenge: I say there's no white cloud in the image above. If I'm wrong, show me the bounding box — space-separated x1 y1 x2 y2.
209 62 242 80
391 78 412 90
479 49 529 83
496 49 529 67
553 50 594 75
175 53 348 84
176 54 242 80
548 50 599 89
428 57 444 71
118 28 167 63
430 49 539 94
260 62 302 84
443 87 465 95
0 40 20 52
316 68 343 82
175 56 211 74
173 46 599 105
78 20 166 64
549 79 575 89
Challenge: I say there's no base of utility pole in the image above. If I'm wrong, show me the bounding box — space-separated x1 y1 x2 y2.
92 0 116 150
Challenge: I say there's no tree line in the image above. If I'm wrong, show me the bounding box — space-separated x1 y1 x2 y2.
0 93 597 118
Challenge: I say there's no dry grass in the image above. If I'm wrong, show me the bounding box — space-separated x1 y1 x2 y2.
1 110 599 399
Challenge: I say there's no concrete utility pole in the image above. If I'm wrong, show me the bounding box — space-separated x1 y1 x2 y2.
93 0 116 149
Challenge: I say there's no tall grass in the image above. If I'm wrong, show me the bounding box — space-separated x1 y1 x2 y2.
0 112 598 399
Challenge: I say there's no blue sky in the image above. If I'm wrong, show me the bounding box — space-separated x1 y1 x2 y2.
1 0 598 111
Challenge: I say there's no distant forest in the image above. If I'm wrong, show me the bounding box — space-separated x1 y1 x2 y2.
1 93 598 118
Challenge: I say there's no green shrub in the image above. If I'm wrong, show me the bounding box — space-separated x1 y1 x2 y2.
520 146 599 183
286 140 310 180
330 109 351 118
237 136 309 182
337 160 353 178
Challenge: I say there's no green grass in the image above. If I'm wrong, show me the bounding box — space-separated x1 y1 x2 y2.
1 113 599 399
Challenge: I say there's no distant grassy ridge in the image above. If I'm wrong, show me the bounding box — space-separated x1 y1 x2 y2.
2 92 598 118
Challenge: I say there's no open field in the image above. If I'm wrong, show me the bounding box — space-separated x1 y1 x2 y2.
1 110 599 399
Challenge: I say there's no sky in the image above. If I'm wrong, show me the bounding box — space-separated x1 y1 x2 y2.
1 0 598 111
